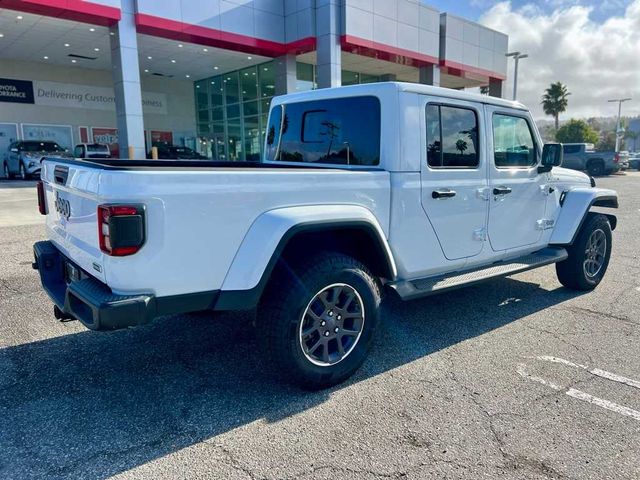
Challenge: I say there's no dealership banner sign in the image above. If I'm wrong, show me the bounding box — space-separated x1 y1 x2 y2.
0 78 35 104
32 80 167 114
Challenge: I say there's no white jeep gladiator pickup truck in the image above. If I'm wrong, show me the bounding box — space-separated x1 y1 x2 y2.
33 83 618 389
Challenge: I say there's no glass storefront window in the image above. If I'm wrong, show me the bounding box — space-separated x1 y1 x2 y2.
197 109 209 123
296 62 315 91
210 77 223 107
195 60 277 161
241 67 258 100
360 73 380 84
226 103 240 119
227 123 243 161
195 80 208 110
259 64 275 98
244 116 261 162
342 70 360 86
211 107 224 122
225 71 240 104
243 101 259 117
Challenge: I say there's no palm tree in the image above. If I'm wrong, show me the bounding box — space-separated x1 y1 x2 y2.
541 82 571 131
455 139 468 155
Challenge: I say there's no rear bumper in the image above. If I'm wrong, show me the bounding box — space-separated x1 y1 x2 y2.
33 241 219 330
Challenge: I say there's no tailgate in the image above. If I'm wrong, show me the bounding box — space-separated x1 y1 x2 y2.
41 159 106 283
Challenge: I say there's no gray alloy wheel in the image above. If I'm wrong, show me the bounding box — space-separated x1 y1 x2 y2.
299 283 365 367
583 229 606 279
19 163 27 180
556 213 612 291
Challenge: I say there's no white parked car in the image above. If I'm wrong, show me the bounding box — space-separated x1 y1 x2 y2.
33 83 618 389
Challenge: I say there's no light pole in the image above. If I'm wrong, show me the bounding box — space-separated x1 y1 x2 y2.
607 98 631 152
506 52 528 101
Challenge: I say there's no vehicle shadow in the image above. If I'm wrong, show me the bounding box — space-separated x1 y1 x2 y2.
0 276 583 479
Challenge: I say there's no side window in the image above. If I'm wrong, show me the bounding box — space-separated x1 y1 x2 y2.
265 104 282 161
426 104 479 168
266 96 381 166
492 114 536 168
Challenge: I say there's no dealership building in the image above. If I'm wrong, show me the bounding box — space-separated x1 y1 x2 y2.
0 0 508 160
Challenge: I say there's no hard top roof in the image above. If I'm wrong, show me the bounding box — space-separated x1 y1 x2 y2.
272 82 528 111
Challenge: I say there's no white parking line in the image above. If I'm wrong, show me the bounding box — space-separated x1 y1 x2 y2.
535 355 640 390
566 388 640 421
517 357 640 422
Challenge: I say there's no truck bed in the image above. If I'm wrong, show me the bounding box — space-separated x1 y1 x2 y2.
40 157 391 300
45 157 382 172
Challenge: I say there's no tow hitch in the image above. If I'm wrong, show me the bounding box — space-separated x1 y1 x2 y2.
54 305 76 322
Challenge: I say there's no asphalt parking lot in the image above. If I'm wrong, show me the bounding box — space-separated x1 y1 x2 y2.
1 174 639 480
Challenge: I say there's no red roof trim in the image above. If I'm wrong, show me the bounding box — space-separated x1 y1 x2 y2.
341 34 438 68
135 13 316 58
0 0 121 26
440 59 506 81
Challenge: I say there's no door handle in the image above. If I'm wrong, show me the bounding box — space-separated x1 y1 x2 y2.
432 189 456 199
492 186 512 195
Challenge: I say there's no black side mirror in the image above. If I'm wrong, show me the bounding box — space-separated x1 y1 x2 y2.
539 143 563 173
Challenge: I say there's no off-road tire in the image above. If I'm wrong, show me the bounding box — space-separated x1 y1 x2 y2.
556 213 612 290
258 252 382 390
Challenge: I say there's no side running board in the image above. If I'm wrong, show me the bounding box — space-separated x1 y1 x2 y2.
389 247 568 301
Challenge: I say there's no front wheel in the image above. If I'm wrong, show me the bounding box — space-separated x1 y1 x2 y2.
556 213 612 290
259 252 382 390
19 163 27 180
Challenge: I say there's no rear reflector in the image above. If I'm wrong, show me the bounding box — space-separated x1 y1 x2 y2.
36 181 47 215
98 204 145 256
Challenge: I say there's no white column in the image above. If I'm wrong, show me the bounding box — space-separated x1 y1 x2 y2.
110 0 145 159
419 64 441 87
315 0 342 89
274 54 297 96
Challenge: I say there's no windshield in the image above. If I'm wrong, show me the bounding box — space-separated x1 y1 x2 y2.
22 142 64 152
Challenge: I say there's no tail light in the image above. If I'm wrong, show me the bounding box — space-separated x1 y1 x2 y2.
36 181 47 215
614 153 620 163
98 204 145 256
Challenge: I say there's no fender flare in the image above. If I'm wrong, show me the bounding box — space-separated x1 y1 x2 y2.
215 205 396 310
549 187 618 245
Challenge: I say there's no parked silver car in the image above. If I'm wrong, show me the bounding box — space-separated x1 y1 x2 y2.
3 141 70 180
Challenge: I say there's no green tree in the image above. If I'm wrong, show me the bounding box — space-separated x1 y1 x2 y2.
555 119 599 144
541 82 571 130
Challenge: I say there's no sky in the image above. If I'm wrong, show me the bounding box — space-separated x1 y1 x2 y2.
426 0 640 121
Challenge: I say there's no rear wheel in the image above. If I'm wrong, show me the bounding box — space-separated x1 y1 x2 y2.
556 213 612 290
587 160 604 176
3 163 14 180
258 252 381 390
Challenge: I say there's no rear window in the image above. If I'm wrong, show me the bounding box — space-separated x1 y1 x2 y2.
86 144 109 153
265 96 381 166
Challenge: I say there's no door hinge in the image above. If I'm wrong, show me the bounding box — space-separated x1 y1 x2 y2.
473 227 487 241
476 187 490 201
536 219 555 230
